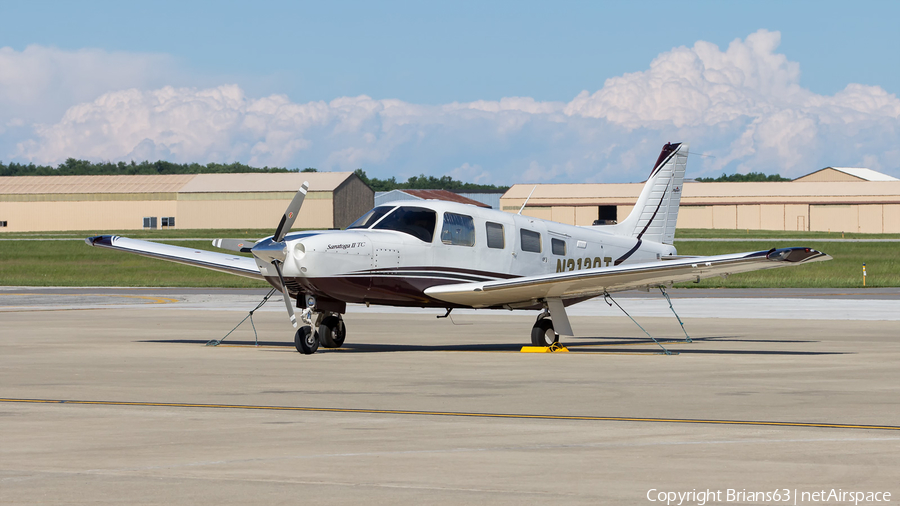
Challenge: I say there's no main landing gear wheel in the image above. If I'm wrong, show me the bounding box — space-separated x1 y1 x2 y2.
295 326 319 354
531 319 559 347
318 315 346 348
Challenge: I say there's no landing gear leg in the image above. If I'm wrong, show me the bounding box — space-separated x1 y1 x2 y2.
318 313 346 348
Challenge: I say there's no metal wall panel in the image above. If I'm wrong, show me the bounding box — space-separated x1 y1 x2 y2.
574 206 599 226
809 205 857 233
736 204 761 230
712 205 737 229
678 206 713 229
858 205 884 234
884 205 900 233
551 206 575 225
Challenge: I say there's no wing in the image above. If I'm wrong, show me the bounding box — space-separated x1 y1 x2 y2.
424 247 830 308
85 235 263 279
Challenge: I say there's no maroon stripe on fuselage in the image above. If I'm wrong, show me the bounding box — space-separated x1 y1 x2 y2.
351 265 518 280
267 275 470 308
265 275 602 310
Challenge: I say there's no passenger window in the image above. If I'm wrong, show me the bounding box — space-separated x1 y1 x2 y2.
486 222 504 249
441 213 475 246
371 206 437 242
551 238 566 256
520 229 541 253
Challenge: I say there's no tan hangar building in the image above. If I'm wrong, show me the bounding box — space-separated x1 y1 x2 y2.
500 167 900 233
0 172 373 232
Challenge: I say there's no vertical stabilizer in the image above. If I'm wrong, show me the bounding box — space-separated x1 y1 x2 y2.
607 142 687 245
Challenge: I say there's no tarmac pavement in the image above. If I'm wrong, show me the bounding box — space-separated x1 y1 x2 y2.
1 289 898 505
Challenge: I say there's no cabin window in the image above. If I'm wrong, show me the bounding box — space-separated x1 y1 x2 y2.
485 222 504 249
551 238 566 256
520 229 541 253
347 206 394 229
441 212 475 246
371 206 437 242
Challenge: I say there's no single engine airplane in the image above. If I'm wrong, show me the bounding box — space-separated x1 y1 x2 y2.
86 143 831 354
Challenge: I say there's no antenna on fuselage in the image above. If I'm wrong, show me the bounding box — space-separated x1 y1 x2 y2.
517 185 537 215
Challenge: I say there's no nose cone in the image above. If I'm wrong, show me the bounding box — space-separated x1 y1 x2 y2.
251 238 287 264
287 231 374 278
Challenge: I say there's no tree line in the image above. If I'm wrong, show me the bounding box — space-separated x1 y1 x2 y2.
0 158 509 192
0 158 304 176
695 172 791 182
352 169 509 192
4 157 789 188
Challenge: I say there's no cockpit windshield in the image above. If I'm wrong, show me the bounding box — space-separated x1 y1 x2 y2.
373 206 437 242
347 205 437 242
347 206 393 230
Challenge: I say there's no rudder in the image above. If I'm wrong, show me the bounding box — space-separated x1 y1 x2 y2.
607 142 687 245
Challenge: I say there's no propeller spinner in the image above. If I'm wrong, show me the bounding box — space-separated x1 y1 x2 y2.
216 182 309 328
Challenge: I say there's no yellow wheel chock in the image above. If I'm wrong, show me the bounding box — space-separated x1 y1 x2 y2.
520 343 569 353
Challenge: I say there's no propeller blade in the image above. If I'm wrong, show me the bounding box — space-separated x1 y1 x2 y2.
272 260 298 328
211 239 254 253
274 182 309 243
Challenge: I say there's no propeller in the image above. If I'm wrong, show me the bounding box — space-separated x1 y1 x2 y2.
243 181 309 328
272 259 297 328
211 239 254 253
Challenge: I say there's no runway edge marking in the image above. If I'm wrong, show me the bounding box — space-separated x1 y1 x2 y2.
2 398 898 432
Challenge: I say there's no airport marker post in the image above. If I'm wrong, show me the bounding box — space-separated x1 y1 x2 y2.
863 263 867 287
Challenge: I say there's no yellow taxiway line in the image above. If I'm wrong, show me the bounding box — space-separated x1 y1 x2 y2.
0 293 178 305
1 397 897 432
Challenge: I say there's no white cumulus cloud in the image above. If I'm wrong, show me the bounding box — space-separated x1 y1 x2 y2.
6 31 900 183
0 45 178 124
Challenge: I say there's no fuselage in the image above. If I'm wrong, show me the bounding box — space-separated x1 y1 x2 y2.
255 200 678 309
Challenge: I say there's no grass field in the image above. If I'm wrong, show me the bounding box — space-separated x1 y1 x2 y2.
675 228 900 240
672 241 898 288
1 229 897 287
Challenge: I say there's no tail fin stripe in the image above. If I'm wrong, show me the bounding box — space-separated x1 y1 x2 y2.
636 179 670 240
614 239 642 266
602 142 687 247
649 142 681 178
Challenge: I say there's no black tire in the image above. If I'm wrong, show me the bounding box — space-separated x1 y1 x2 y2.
294 326 319 354
531 319 559 347
318 315 346 348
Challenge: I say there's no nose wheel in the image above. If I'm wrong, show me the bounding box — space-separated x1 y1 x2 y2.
294 313 346 354
531 318 559 347
295 326 319 354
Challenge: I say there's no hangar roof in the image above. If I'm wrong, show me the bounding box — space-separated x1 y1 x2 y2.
401 189 492 207
0 172 357 194
793 167 899 182
502 181 900 205
0 175 195 194
178 172 356 193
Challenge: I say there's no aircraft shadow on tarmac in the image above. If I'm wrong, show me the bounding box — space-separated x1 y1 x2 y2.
137 336 847 356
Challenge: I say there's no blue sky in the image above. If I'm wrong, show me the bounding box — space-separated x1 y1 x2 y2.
2 0 899 183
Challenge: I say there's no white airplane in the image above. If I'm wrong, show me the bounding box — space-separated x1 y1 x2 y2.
86 143 831 354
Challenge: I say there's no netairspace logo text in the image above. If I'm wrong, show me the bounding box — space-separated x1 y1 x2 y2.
646 488 891 505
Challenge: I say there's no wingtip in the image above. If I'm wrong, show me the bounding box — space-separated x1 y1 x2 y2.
85 235 114 247
766 247 831 263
